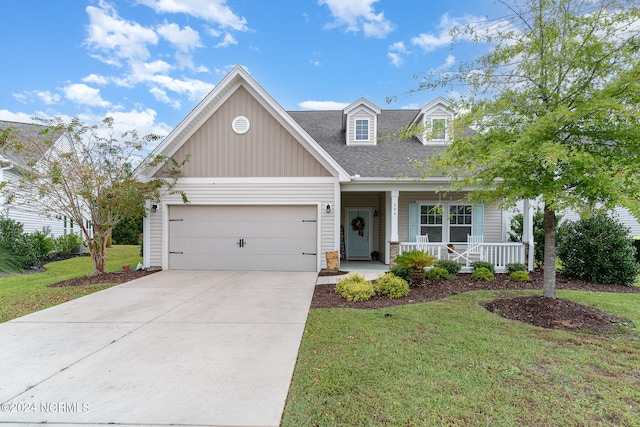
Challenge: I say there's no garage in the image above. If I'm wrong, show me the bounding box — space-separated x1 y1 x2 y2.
168 205 318 271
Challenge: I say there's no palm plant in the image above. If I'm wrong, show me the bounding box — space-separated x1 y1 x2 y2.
394 250 436 286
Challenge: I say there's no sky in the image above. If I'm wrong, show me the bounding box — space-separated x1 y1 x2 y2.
0 0 506 139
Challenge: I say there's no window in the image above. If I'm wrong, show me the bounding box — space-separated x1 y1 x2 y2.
449 205 472 242
355 119 369 140
420 205 443 242
431 118 446 141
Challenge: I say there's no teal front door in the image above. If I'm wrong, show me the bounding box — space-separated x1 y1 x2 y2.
347 210 370 259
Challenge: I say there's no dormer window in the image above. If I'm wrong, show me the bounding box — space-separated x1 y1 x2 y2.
355 119 369 141
412 98 455 146
342 98 381 146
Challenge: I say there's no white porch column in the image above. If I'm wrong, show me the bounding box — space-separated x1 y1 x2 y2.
523 199 534 271
390 190 399 242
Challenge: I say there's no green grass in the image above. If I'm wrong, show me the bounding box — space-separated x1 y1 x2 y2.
0 245 142 323
282 290 640 426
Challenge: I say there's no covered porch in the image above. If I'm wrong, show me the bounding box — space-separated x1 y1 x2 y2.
339 187 533 273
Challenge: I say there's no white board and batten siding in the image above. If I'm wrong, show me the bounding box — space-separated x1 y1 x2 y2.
147 179 337 271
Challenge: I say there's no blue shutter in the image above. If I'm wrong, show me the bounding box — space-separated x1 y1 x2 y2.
409 203 420 242
473 204 484 237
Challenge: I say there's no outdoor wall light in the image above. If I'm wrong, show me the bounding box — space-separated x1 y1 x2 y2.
326 204 331 214
151 204 158 213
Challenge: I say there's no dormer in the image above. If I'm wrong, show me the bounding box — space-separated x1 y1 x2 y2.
412 97 455 145
342 98 381 146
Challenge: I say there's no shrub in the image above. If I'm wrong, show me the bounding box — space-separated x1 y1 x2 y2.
506 263 527 273
472 267 494 282
435 259 461 275
335 273 375 302
0 216 47 268
28 231 54 260
424 267 450 281
395 250 437 286
557 211 640 286
510 271 530 282
471 261 495 274
53 233 83 255
374 273 409 299
390 265 411 282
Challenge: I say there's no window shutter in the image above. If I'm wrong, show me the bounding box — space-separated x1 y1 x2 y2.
409 203 419 242
473 204 484 236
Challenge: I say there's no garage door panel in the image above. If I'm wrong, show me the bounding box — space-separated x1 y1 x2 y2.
168 205 317 271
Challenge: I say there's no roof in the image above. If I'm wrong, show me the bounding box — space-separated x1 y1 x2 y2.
0 120 62 169
288 109 447 178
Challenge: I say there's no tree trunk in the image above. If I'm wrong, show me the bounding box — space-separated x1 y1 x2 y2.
88 230 110 275
542 204 557 299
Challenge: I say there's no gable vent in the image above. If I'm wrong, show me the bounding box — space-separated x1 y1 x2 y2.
232 116 250 135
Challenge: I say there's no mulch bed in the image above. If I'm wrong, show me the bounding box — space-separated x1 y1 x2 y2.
313 270 640 333
48 269 159 287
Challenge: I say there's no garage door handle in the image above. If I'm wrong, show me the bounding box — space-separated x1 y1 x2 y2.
170 251 183 254
302 252 316 256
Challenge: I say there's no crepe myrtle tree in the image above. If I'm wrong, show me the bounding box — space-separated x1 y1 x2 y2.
398 0 640 298
2 117 187 275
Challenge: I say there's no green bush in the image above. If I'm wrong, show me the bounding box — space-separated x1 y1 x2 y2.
424 267 450 280
506 263 527 273
509 271 530 282
435 259 461 275
390 265 411 282
335 273 375 302
374 273 409 299
394 250 436 270
471 261 495 274
28 231 54 260
472 267 494 282
0 216 46 268
557 211 640 286
53 233 83 254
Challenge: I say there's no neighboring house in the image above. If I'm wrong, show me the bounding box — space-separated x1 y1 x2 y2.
138 65 527 273
0 120 80 238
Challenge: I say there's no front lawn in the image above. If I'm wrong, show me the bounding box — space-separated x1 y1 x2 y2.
0 245 142 323
282 290 640 426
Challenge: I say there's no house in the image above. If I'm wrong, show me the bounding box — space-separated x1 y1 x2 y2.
0 120 78 238
138 66 527 273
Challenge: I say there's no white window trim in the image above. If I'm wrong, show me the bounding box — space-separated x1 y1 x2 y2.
418 202 473 242
422 117 450 144
354 118 369 141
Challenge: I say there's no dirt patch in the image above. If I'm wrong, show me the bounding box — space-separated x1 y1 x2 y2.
312 270 639 332
48 269 159 287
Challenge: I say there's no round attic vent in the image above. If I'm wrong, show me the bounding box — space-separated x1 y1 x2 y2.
232 116 250 135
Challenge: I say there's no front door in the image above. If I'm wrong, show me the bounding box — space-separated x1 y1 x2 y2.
347 210 370 259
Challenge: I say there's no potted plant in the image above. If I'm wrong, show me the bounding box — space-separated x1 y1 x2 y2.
447 243 455 254
371 250 380 261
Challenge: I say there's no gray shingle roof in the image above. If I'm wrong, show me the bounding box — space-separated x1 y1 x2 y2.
288 109 445 178
0 120 60 169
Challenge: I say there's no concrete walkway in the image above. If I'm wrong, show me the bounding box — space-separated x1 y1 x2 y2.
0 270 317 427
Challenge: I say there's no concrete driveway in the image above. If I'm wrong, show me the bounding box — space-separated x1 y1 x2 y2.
0 270 317 427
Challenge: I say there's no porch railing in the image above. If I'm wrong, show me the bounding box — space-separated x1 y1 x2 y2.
398 242 525 273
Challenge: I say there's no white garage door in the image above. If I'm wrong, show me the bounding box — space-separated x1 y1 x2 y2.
168 205 317 271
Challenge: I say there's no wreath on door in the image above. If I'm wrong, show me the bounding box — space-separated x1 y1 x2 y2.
351 215 365 237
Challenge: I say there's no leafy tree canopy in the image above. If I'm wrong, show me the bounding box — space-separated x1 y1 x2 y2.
404 0 640 298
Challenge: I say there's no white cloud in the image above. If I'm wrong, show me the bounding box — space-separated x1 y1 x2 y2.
36 91 61 105
400 103 421 110
298 100 349 110
85 1 158 62
0 110 36 123
82 74 109 85
149 87 181 109
215 32 237 48
319 0 394 38
387 41 408 66
63 83 111 108
137 0 248 31
157 21 201 51
12 93 28 104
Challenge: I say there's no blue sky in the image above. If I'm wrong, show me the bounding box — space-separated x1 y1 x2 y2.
0 0 503 137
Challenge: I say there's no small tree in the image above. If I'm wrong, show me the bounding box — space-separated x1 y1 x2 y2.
2 117 186 275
